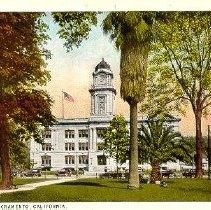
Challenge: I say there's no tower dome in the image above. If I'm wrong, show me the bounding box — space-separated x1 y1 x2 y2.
95 58 110 71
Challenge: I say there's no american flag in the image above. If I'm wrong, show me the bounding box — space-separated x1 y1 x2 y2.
63 91 74 102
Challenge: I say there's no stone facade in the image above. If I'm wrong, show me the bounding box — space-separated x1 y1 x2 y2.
30 59 180 173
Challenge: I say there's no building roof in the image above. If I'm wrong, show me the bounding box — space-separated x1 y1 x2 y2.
53 115 180 127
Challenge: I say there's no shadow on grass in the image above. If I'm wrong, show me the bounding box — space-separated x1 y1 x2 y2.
56 181 106 187
115 180 128 184
56 181 128 190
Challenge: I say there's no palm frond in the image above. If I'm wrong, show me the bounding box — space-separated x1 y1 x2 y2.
138 117 192 165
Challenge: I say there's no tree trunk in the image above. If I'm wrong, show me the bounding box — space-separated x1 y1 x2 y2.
150 161 161 183
128 101 139 189
194 109 204 178
0 114 12 189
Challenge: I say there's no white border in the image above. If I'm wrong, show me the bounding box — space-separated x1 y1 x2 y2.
1 0 211 11
0 1 210 210
0 202 211 210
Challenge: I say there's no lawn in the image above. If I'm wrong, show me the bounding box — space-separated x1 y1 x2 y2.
0 178 211 202
0 177 56 186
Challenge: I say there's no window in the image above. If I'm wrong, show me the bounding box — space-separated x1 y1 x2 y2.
98 96 105 114
65 130 75 138
44 130 51 139
65 155 75 164
65 143 75 151
42 143 52 151
41 155 51 166
79 155 88 164
97 142 104 151
78 142 88 151
97 155 106 165
78 129 88 138
97 128 107 138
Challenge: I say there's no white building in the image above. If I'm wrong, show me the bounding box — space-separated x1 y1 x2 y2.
30 59 180 173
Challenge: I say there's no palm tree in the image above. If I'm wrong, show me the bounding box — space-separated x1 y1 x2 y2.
139 117 192 183
103 12 154 188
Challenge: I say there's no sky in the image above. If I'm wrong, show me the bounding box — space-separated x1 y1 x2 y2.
2 0 211 137
44 13 129 120
42 12 211 137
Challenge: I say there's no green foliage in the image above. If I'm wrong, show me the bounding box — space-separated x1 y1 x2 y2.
52 12 98 51
182 135 210 158
140 61 187 117
139 117 193 165
104 115 129 165
103 12 154 50
103 12 155 102
145 11 211 177
9 140 30 170
150 12 211 115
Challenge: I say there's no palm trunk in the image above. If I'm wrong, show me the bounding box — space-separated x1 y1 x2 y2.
0 114 12 189
150 161 161 183
194 109 204 178
120 35 147 190
128 101 139 189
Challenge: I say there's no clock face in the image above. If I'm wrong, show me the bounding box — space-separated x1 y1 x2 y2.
97 74 107 85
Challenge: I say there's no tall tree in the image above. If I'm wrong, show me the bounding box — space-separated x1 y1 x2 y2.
103 115 129 173
0 13 55 189
151 12 211 177
139 117 192 183
52 11 168 188
103 12 155 189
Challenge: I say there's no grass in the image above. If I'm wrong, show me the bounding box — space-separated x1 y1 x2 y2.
13 178 56 186
0 178 211 202
0 177 56 186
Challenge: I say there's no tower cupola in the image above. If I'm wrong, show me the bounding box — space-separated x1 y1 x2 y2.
89 58 116 120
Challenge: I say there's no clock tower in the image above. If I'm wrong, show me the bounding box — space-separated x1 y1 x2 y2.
89 58 116 120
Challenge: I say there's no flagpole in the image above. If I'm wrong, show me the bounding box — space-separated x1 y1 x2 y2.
62 91 64 119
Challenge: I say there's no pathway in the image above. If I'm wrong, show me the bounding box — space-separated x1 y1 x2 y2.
0 175 90 195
